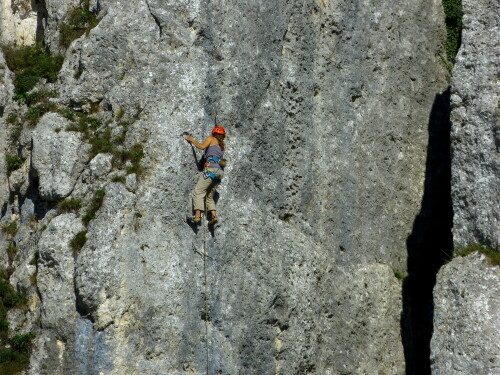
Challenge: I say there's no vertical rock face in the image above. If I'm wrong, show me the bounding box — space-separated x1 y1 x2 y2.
431 1 500 374
450 0 500 249
431 254 500 375
0 50 12 205
32 113 89 201
0 0 452 374
0 0 39 45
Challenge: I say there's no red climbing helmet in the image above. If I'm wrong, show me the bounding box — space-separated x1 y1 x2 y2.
211 126 226 136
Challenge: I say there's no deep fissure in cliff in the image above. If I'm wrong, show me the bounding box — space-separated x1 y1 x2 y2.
403 88 453 375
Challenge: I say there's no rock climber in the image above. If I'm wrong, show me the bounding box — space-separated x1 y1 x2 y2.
184 125 226 225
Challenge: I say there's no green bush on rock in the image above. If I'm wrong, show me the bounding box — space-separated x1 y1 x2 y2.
59 0 101 49
2 45 63 100
443 0 463 64
4 155 24 177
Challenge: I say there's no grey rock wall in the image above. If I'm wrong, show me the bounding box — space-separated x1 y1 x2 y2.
0 0 452 374
431 0 500 374
0 50 13 207
32 113 89 201
450 0 500 249
431 253 500 375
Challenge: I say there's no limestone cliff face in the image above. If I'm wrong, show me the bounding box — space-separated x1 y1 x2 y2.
431 254 499 375
0 0 453 374
0 0 39 46
449 0 499 249
431 1 500 374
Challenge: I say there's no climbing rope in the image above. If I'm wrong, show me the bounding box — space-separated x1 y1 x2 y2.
202 213 210 375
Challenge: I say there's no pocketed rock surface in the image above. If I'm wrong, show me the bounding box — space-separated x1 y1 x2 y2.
450 0 500 249
431 1 500 374
431 253 500 375
3 0 493 374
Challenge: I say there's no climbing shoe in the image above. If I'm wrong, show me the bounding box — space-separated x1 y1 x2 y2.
208 217 218 226
187 216 202 225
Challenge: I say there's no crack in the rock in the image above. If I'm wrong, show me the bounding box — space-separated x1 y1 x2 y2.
144 0 163 37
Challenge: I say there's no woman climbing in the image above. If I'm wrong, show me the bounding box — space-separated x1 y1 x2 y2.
184 125 226 225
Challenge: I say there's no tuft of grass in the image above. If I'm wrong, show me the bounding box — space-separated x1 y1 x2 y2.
23 90 57 107
8 124 22 145
6 114 17 124
111 175 126 183
89 128 114 159
0 333 36 374
6 244 17 260
0 348 29 374
89 101 100 114
58 107 78 121
2 45 63 99
121 143 145 177
70 231 87 253
443 0 463 65
0 269 27 340
65 113 146 178
74 68 84 79
455 243 500 266
29 251 39 266
1 221 18 237
23 93 58 126
57 198 83 213
59 1 101 49
5 155 24 176
9 333 36 352
394 271 407 281
82 189 105 226
66 115 101 138
114 108 125 120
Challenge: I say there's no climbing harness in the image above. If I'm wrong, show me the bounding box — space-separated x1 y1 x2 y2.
203 155 222 183
202 168 221 184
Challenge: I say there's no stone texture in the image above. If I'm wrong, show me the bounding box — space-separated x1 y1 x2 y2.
450 0 500 249
26 213 88 375
0 0 459 374
32 112 89 201
431 2 500 374
37 213 83 334
0 0 38 45
89 153 113 179
431 253 500 375
0 50 14 208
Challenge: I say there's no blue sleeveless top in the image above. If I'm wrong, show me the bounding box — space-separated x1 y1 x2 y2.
205 145 224 168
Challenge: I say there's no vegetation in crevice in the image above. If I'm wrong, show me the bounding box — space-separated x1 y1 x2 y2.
454 243 500 266
23 91 59 127
5 155 25 177
57 198 83 213
443 0 463 64
65 113 102 137
2 44 62 129
59 0 101 49
82 189 105 226
68 188 104 253
111 175 126 183
2 45 63 101
5 244 18 265
394 270 407 281
0 269 34 375
1 221 18 238
66 116 145 178
70 230 87 254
